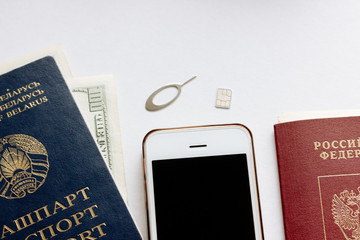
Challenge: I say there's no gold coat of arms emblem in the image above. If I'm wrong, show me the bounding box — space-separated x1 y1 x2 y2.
332 188 360 240
0 134 49 199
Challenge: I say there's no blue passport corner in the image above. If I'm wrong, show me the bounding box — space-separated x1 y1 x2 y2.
0 56 142 240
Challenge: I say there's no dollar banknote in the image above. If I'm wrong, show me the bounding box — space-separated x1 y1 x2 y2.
68 75 128 201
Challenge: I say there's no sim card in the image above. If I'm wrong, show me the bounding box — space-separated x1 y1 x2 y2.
216 88 232 109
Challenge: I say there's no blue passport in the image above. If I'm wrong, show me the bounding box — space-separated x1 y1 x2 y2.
0 57 142 240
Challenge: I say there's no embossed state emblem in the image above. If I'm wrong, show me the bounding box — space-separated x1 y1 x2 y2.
332 188 360 240
0 134 49 199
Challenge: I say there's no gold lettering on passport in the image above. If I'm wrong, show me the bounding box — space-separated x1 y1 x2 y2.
332 187 360 240
314 137 360 160
0 90 45 112
0 82 41 103
5 96 48 118
0 82 49 121
0 134 49 199
1 187 93 239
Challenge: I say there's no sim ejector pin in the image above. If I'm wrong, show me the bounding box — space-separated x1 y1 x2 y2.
145 76 197 111
181 76 196 86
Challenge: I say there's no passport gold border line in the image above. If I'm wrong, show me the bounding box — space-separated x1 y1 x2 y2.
318 173 360 240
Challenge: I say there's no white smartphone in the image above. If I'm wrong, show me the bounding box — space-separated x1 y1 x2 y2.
142 124 263 240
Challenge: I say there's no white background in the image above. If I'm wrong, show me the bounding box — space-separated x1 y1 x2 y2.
2 1 360 239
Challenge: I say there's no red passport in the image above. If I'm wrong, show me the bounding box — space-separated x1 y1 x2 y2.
274 115 360 240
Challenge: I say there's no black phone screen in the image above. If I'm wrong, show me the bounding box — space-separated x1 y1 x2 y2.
151 154 256 240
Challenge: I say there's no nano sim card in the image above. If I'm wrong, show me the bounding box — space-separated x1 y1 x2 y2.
216 88 232 109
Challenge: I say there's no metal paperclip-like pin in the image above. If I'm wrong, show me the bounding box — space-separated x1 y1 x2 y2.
145 76 197 111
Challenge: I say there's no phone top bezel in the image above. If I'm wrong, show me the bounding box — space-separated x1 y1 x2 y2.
142 124 264 240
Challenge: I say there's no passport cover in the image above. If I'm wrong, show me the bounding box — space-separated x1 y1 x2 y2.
0 57 142 239
275 116 360 240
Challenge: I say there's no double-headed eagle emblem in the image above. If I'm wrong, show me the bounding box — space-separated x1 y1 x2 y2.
332 188 360 240
0 134 49 199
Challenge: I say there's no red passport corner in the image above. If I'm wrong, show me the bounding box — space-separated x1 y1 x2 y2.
275 116 360 240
